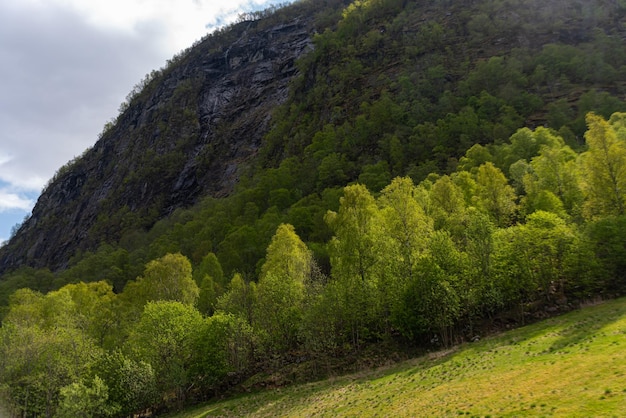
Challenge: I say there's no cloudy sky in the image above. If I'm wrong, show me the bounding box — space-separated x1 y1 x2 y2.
0 0 292 245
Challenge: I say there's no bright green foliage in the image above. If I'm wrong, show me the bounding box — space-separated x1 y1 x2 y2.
526 189 568 219
0 324 98 418
2 288 46 327
426 231 465 344
492 211 594 314
0 288 101 417
379 178 432 261
394 256 460 346
506 127 545 164
123 253 199 306
325 184 383 348
260 224 312 285
62 281 117 347
429 175 467 236
216 273 257 325
125 301 204 406
475 162 517 227
428 230 465 283
579 112 626 218
255 224 311 352
326 185 381 285
4 285 98 333
521 130 582 218
56 376 119 418
191 313 253 390
451 171 479 207
91 350 157 417
458 143 493 173
377 177 432 332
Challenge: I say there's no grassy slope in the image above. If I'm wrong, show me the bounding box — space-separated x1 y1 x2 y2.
173 298 626 417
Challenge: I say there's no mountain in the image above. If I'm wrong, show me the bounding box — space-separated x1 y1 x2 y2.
0 2 327 273
1 0 626 280
3 1 626 415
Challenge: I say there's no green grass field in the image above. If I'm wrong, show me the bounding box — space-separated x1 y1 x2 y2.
172 298 626 417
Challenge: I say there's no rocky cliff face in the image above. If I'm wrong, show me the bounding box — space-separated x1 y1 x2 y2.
0 15 314 273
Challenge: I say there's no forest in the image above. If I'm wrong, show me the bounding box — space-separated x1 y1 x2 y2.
2 113 626 416
2 0 626 416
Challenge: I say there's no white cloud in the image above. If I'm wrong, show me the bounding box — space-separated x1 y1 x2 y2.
0 189 34 213
0 1 166 191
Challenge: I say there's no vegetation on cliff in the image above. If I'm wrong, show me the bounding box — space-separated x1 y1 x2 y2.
1 0 626 416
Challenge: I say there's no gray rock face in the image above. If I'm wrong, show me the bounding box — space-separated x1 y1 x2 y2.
0 16 314 273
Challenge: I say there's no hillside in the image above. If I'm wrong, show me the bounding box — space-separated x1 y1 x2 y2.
0 1 326 273
1 0 626 279
173 297 626 417
1 0 626 416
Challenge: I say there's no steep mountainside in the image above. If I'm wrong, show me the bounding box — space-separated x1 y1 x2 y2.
1 0 626 278
0 6 321 272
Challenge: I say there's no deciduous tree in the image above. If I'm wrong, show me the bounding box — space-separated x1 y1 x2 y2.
326 184 384 348
255 224 311 352
579 112 626 218
475 162 517 226
123 253 199 306
125 301 204 406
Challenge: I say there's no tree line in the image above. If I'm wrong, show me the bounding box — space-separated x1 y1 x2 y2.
1 112 626 416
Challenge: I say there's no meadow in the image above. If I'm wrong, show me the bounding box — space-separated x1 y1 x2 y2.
172 297 626 417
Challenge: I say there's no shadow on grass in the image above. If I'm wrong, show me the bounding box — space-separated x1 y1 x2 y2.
547 298 626 352
469 297 626 354
169 297 626 418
